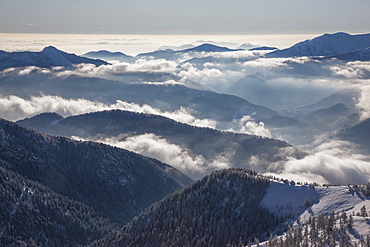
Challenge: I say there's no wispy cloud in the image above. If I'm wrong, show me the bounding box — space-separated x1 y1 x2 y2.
356 83 370 120
330 61 370 79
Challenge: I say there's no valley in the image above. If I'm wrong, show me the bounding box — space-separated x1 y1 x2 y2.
1 32 370 246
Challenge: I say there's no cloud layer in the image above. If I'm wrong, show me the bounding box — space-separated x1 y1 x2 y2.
0 94 217 129
266 140 370 185
73 133 230 179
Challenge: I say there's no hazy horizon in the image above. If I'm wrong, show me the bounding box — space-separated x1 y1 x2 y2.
0 32 357 56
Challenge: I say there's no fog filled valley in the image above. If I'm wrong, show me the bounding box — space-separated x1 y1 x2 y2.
2 32 370 246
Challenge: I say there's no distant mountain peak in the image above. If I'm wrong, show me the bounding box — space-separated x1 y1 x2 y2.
181 43 239 53
325 31 350 37
42 46 60 52
0 47 109 70
267 32 370 58
41 46 72 67
83 50 134 62
249 46 278 51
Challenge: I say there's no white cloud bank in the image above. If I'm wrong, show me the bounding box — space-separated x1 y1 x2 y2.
0 94 217 128
355 83 370 120
227 115 271 138
73 133 230 179
266 140 370 185
0 93 277 137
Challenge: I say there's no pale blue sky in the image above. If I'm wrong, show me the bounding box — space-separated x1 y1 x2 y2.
0 0 369 34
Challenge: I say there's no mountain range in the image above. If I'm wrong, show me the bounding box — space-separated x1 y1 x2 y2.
1 32 370 246
267 32 370 58
0 71 278 122
83 50 135 62
0 46 108 70
249 46 277 51
17 110 305 178
83 43 242 62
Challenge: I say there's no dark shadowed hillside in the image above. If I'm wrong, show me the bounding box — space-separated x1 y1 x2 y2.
90 169 280 247
0 166 117 246
0 118 192 225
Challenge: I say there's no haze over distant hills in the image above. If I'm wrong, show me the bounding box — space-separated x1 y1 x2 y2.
337 118 370 154
83 43 243 62
0 71 278 123
83 50 134 62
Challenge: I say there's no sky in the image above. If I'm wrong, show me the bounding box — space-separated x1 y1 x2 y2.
1 0 370 35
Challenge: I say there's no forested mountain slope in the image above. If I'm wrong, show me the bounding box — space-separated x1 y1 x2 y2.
0 118 192 224
90 169 280 247
0 166 117 246
18 110 305 178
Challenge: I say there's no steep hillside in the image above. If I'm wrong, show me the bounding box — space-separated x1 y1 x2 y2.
299 103 360 131
337 118 370 153
17 110 305 178
323 47 370 62
0 118 192 224
225 75 331 111
281 88 360 118
90 169 279 247
0 166 117 246
260 181 370 246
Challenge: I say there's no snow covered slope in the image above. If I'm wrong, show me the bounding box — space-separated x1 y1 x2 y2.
268 32 370 58
260 181 370 245
263 181 370 220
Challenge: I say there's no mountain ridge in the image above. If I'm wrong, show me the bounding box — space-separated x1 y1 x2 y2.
0 46 108 71
90 169 279 247
1 118 192 224
17 109 306 178
268 32 370 58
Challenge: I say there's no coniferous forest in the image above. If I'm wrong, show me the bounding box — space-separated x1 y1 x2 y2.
91 169 280 247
